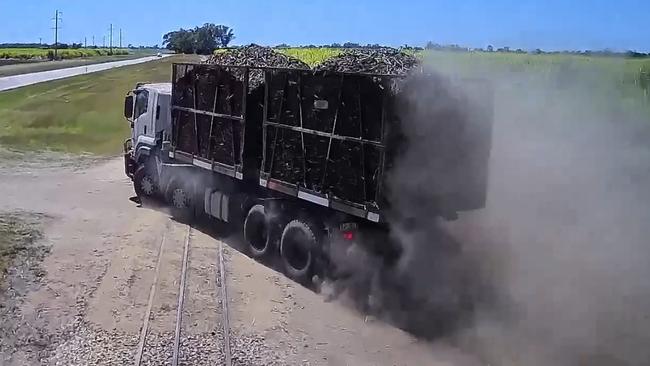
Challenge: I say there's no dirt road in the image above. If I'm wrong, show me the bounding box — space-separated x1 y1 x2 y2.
0 155 479 365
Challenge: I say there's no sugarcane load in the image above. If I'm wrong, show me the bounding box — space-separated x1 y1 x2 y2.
122 45 493 286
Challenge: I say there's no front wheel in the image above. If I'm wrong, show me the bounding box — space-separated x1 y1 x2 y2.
133 165 159 200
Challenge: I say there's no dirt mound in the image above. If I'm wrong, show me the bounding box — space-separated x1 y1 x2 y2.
314 48 419 76
205 44 309 89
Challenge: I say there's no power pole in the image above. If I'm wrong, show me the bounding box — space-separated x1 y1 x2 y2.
109 24 114 54
92 35 95 47
39 37 42 46
102 36 106 48
52 10 63 59
84 37 87 48
119 29 122 49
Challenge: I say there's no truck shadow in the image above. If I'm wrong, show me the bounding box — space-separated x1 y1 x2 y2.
131 196 482 342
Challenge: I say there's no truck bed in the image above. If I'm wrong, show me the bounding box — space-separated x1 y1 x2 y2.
169 63 493 223
260 69 395 221
171 63 248 179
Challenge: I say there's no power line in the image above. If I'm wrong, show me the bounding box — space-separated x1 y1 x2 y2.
109 24 114 54
52 10 63 59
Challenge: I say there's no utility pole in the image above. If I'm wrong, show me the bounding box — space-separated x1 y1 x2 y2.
102 36 106 48
52 10 63 59
119 29 122 49
84 37 87 48
92 35 95 47
39 37 42 46
109 24 114 55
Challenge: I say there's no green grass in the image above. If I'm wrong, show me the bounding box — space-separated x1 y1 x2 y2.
421 50 650 111
0 55 196 155
0 48 129 60
0 54 152 78
0 49 647 156
421 50 650 77
280 48 649 96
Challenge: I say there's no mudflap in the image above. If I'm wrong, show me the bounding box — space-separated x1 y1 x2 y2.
124 153 136 179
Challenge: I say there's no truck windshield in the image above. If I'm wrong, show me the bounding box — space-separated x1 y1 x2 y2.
134 90 149 119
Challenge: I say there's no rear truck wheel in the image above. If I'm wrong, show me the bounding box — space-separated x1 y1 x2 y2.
280 219 323 286
243 204 274 259
133 165 159 200
167 181 194 222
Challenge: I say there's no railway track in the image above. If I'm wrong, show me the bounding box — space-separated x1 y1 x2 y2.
134 221 232 366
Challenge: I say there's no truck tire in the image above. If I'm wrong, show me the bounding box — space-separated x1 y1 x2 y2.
243 204 274 259
133 165 159 200
280 219 321 285
167 181 194 222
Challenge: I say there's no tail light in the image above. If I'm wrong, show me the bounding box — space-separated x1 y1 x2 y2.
339 222 358 241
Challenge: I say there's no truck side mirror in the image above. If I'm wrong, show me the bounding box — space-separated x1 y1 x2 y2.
124 95 134 119
162 141 172 152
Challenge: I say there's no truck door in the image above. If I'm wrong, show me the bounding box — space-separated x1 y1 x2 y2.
133 89 153 139
155 93 171 141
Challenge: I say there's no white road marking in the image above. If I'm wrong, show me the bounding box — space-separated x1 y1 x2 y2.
0 55 171 92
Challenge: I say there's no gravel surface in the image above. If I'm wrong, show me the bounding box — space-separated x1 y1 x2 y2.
45 320 138 366
0 148 105 175
42 325 290 366
314 48 419 76
230 331 292 366
178 333 224 366
0 212 51 364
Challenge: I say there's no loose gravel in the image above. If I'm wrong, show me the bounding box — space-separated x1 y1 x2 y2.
231 332 291 366
45 320 139 366
0 148 106 175
0 212 51 364
44 325 289 366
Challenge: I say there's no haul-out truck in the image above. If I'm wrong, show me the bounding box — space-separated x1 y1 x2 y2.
123 63 493 285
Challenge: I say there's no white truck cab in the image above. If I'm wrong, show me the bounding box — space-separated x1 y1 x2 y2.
123 82 172 197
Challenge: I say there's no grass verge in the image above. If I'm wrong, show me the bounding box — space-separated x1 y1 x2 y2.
0 54 155 77
0 50 646 156
0 55 196 155
0 48 129 60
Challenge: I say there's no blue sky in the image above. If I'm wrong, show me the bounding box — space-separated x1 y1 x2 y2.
0 0 648 51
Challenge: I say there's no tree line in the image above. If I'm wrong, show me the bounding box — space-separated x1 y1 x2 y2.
1 42 86 49
422 41 649 57
163 23 235 54
277 41 649 58
0 43 162 50
159 23 648 59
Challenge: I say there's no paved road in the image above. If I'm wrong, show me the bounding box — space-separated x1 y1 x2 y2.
0 55 170 92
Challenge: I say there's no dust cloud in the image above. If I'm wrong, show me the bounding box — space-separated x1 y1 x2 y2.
389 56 650 365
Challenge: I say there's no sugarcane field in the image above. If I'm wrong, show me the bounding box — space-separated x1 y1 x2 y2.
1 3 650 366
